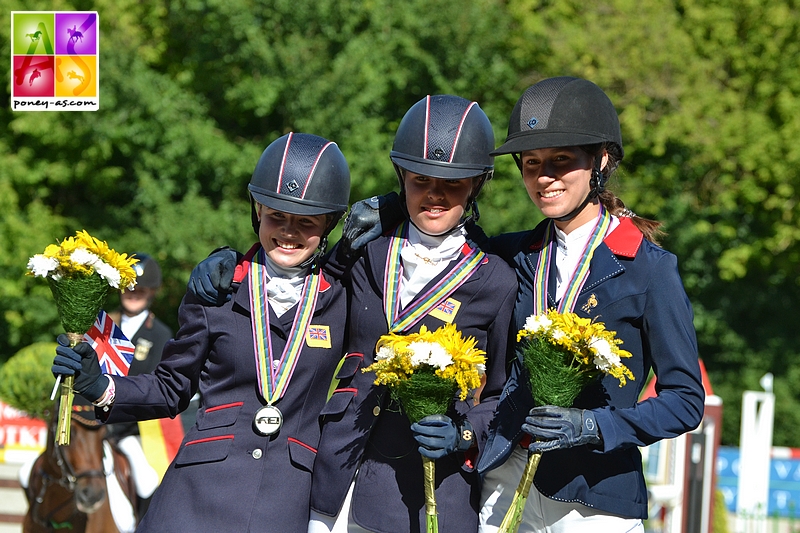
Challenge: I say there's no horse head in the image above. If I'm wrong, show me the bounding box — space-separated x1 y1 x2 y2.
58 404 109 513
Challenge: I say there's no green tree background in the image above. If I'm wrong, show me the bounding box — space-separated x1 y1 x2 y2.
2 0 799 447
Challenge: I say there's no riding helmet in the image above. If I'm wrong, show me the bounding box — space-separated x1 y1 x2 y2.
492 77 623 160
249 132 351 235
390 95 495 181
131 253 162 289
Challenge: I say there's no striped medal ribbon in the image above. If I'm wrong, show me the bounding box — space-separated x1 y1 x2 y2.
383 221 485 333
533 205 612 315
249 248 320 434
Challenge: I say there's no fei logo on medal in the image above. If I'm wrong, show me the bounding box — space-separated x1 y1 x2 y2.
10 11 99 111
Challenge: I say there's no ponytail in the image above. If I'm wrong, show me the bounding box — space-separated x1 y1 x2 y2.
598 190 664 245
582 143 665 245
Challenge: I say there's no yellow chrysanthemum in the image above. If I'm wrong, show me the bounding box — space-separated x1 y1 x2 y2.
518 309 634 388
28 230 139 290
365 324 486 401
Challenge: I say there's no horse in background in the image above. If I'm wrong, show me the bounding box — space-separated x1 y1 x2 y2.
22 402 137 533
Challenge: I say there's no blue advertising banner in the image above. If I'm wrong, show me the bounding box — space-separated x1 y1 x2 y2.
718 446 800 517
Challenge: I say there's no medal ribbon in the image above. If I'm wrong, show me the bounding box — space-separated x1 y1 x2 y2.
533 205 611 315
383 221 485 332
250 248 321 404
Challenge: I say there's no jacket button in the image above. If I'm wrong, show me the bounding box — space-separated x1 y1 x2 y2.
252 449 263 459
372 406 380 416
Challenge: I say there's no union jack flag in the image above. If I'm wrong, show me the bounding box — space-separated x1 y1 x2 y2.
83 310 135 376
308 327 328 341
434 300 456 316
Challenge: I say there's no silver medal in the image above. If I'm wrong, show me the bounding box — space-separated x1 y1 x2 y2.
254 405 283 436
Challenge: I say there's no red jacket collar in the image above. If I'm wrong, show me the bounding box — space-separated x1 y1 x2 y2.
603 217 643 258
528 216 643 258
233 243 332 291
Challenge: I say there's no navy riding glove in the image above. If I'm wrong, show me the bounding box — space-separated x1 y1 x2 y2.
523 406 601 453
52 334 109 402
339 192 404 261
186 246 238 305
410 414 474 460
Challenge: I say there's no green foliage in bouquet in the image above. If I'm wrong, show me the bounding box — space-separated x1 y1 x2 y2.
393 369 457 424
518 310 634 408
364 323 487 422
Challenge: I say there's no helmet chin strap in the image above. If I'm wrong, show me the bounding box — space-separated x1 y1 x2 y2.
551 154 606 223
297 209 345 269
299 235 328 270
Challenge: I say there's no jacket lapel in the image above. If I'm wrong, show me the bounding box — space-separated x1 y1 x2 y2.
521 217 643 303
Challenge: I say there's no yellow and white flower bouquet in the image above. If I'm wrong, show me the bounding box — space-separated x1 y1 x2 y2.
498 309 634 533
363 323 486 533
27 230 138 444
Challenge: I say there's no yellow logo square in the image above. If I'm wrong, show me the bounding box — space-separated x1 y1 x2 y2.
429 298 461 324
306 325 331 349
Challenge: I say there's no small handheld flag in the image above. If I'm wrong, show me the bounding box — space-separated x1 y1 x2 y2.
84 309 135 376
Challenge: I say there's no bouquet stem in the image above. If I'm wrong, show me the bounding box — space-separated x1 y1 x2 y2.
422 456 438 533
55 332 83 445
497 451 542 533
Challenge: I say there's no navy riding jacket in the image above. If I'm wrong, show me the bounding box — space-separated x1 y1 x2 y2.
476 218 705 519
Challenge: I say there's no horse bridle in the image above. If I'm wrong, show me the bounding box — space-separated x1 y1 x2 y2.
30 410 109 530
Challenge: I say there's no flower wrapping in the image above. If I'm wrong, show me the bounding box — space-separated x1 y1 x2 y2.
497 310 634 533
363 323 486 533
27 230 138 444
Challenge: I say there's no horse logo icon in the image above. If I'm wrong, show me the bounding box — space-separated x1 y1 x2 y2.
67 25 83 43
67 70 85 84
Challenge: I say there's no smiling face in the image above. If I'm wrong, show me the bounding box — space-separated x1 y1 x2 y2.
256 204 327 268
402 171 475 236
521 146 608 233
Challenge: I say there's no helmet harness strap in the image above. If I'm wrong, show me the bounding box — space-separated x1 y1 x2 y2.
295 210 345 269
552 153 606 223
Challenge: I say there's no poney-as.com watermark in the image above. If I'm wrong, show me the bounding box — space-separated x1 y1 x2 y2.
10 11 99 111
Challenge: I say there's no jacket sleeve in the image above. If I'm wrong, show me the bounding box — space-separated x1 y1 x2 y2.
593 252 705 452
103 292 210 423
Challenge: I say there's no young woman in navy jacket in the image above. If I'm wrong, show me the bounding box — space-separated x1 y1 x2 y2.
52 133 351 532
475 77 705 532
306 95 517 533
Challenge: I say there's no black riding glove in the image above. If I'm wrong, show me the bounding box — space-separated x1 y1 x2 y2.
52 334 109 403
186 246 239 305
523 406 601 453
339 192 404 260
410 414 474 460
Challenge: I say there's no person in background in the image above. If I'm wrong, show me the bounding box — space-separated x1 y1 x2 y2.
110 254 172 376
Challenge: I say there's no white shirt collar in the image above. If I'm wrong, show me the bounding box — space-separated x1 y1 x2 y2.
399 225 466 307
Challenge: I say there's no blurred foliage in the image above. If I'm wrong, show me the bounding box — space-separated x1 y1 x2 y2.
3 0 800 447
0 342 58 420
714 489 731 533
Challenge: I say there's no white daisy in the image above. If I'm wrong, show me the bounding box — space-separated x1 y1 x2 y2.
27 255 58 277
